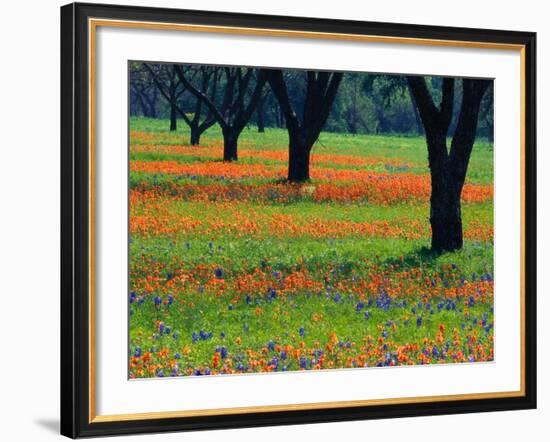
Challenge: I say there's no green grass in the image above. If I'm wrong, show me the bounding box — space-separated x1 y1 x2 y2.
128 116 494 377
130 117 494 184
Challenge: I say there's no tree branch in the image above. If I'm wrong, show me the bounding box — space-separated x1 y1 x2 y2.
267 69 300 131
174 65 227 128
143 64 192 126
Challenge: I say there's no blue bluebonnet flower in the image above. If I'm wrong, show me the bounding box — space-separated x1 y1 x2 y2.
221 346 228 359
134 347 141 358
299 327 305 337
417 316 423 327
267 340 275 351
268 288 277 300
154 295 162 307
167 294 174 305
215 267 224 279
129 292 136 303
364 311 370 320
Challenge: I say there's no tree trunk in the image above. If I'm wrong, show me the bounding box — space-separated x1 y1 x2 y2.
407 76 489 253
288 130 311 182
190 124 200 145
169 102 177 131
429 152 463 252
257 102 265 133
223 128 238 161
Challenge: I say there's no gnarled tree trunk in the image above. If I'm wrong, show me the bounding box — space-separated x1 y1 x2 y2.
222 128 239 161
169 102 177 131
288 129 311 182
408 76 490 252
267 69 342 183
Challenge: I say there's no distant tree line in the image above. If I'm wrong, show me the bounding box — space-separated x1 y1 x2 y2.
130 62 493 141
130 61 493 253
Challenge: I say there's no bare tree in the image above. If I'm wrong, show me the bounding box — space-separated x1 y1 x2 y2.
267 69 343 182
408 76 490 252
130 63 159 118
175 66 267 161
144 64 220 143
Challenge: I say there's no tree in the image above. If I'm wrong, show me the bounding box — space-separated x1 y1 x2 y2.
255 91 268 133
144 64 219 143
407 76 490 252
175 66 267 161
129 63 159 118
267 69 343 182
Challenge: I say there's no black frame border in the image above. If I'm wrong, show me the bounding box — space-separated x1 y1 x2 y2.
60 2 537 438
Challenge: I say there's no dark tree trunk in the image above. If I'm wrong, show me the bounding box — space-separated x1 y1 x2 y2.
288 130 311 182
408 85 424 135
223 128 239 161
169 102 177 131
257 101 265 133
174 66 267 162
430 177 463 252
427 136 463 252
408 76 490 253
267 69 342 183
190 124 200 145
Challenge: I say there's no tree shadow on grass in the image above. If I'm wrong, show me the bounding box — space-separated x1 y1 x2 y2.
381 246 443 269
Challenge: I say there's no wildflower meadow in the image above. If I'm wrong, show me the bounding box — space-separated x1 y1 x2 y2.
128 116 494 378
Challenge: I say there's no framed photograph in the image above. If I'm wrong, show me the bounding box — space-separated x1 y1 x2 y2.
60 2 537 438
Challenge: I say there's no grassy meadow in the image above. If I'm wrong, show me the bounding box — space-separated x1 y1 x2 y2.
128 117 494 378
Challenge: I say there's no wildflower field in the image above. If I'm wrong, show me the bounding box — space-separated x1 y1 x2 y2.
128 117 494 378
